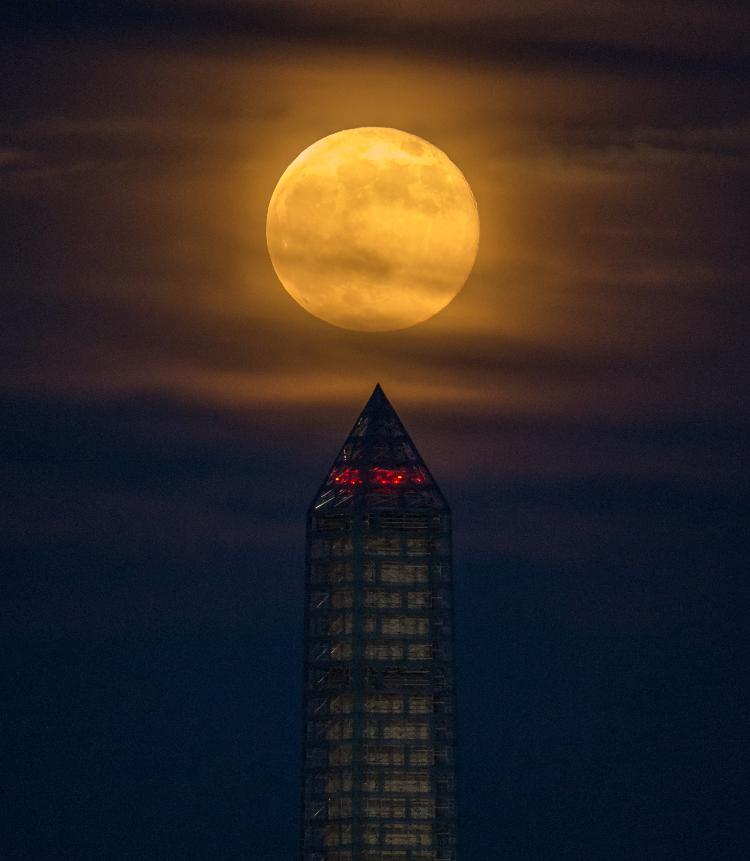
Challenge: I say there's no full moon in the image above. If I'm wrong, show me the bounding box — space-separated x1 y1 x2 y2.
266 127 479 331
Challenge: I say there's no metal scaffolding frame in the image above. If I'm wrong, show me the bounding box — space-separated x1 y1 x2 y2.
301 385 458 861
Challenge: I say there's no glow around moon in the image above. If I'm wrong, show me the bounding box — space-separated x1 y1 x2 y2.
266 127 479 331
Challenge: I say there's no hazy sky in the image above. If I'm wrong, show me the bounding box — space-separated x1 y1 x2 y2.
2 3 748 859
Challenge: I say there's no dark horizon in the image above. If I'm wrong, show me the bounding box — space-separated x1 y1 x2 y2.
2 2 748 859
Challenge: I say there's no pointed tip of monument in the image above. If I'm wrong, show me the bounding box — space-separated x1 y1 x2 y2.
366 382 389 407
310 380 448 512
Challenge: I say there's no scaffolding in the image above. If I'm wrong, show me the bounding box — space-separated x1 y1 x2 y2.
301 385 458 861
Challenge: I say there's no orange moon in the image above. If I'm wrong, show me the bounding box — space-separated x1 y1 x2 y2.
266 127 479 331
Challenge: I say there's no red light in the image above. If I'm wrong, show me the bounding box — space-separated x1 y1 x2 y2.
330 465 430 491
330 467 363 486
368 467 429 488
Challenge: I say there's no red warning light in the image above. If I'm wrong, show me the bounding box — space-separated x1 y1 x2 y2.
330 465 430 490
330 467 363 486
370 467 406 486
369 466 430 488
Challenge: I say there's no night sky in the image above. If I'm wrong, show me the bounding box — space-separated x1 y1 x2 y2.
2 2 749 859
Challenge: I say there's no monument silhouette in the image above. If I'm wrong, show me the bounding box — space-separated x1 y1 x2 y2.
301 385 458 861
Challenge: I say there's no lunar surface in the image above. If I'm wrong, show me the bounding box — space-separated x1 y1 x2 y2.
266 127 479 331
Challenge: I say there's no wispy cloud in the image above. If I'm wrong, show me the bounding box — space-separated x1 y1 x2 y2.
4 0 749 76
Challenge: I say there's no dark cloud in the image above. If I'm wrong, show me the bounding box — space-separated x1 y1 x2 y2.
3 0 749 76
3 390 745 628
